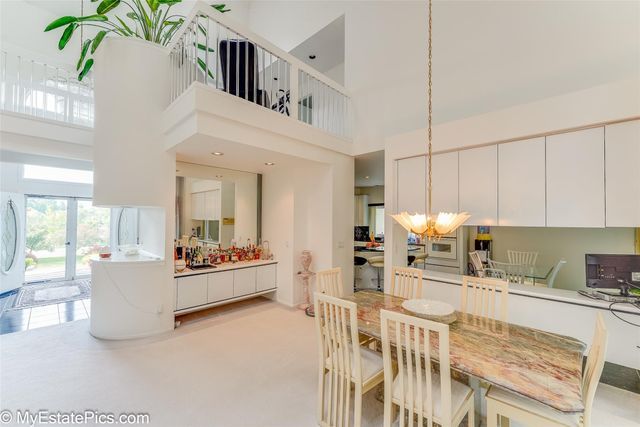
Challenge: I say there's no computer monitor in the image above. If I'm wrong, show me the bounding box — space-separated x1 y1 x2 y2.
585 254 640 291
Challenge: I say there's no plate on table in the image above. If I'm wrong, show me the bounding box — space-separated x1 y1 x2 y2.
401 299 456 323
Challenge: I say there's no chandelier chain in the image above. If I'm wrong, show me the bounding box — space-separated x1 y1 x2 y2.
427 0 433 218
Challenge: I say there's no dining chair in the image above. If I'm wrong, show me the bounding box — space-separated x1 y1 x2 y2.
468 251 485 276
486 313 608 427
317 267 344 297
380 309 475 427
461 275 509 321
487 259 525 285
390 266 422 299
484 268 507 280
412 253 428 269
507 250 538 266
314 293 385 427
545 259 567 289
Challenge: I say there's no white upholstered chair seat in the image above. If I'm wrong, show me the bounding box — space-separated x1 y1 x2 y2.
392 370 473 420
326 345 384 382
486 385 581 426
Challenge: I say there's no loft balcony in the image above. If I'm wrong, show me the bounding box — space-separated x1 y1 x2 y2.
162 2 353 156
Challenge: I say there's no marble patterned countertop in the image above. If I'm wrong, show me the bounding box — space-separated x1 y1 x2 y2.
342 290 586 413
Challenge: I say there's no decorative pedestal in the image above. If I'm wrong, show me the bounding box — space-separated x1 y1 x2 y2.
297 250 315 317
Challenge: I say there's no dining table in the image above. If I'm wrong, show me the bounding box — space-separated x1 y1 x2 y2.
341 290 587 414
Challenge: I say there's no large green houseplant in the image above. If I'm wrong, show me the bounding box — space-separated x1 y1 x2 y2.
44 0 229 81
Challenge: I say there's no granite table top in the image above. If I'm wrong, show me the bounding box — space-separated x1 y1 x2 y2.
342 290 586 413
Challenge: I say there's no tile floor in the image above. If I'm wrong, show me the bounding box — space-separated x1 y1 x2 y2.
0 298 90 335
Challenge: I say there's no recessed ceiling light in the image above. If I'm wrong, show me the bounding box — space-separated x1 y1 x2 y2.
264 162 275 166
212 152 224 156
364 176 370 179
308 54 316 60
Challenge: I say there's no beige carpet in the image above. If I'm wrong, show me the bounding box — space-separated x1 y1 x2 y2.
0 298 638 427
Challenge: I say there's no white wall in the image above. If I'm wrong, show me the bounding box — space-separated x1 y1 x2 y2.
261 161 337 307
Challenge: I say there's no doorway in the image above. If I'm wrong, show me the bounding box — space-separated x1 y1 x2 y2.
24 196 110 283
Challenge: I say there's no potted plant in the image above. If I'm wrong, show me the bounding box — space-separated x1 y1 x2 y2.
44 0 229 81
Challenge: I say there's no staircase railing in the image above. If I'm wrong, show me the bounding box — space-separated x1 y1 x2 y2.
167 2 352 140
0 51 94 127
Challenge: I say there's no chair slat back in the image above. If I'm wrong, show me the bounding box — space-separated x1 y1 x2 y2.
581 313 608 427
461 275 509 321
546 259 567 289
468 251 484 272
314 292 361 427
381 309 452 427
487 259 525 284
317 267 344 297
484 268 507 280
391 266 422 300
507 250 538 266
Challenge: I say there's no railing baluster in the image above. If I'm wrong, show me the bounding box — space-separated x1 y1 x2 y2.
215 20 219 90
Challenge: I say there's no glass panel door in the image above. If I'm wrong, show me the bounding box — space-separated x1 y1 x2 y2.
75 200 110 277
25 197 68 282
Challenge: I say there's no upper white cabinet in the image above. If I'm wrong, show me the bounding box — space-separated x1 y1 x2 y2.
396 156 426 214
498 137 546 226
204 189 221 221
428 152 459 214
192 190 221 221
191 192 205 220
605 120 640 227
459 145 498 225
546 127 605 227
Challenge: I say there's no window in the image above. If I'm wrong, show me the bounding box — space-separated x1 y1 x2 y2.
23 164 93 184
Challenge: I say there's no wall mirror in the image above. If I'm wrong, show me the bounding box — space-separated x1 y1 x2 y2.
176 162 261 248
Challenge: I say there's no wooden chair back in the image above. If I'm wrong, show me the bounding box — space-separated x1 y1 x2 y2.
546 259 567 289
468 251 484 274
484 268 507 280
381 309 453 427
314 292 362 427
461 275 509 321
582 313 608 427
507 250 538 266
487 259 525 284
390 266 422 299
317 267 344 297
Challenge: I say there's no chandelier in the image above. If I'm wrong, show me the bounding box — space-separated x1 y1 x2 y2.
392 0 470 239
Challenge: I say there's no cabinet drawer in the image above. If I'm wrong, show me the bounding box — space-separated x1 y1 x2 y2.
176 275 208 310
208 270 234 303
234 268 257 297
256 264 277 291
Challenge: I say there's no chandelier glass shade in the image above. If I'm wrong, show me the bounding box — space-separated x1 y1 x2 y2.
392 0 470 239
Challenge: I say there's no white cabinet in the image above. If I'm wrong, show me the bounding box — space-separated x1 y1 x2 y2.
396 157 426 214
605 120 640 227
233 267 257 296
256 264 277 291
459 145 498 225
498 137 546 226
204 189 221 221
176 274 207 310
207 270 234 303
428 152 459 214
191 192 205 220
546 127 605 227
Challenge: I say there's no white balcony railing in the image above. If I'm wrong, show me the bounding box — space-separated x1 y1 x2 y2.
168 2 352 140
0 51 94 127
